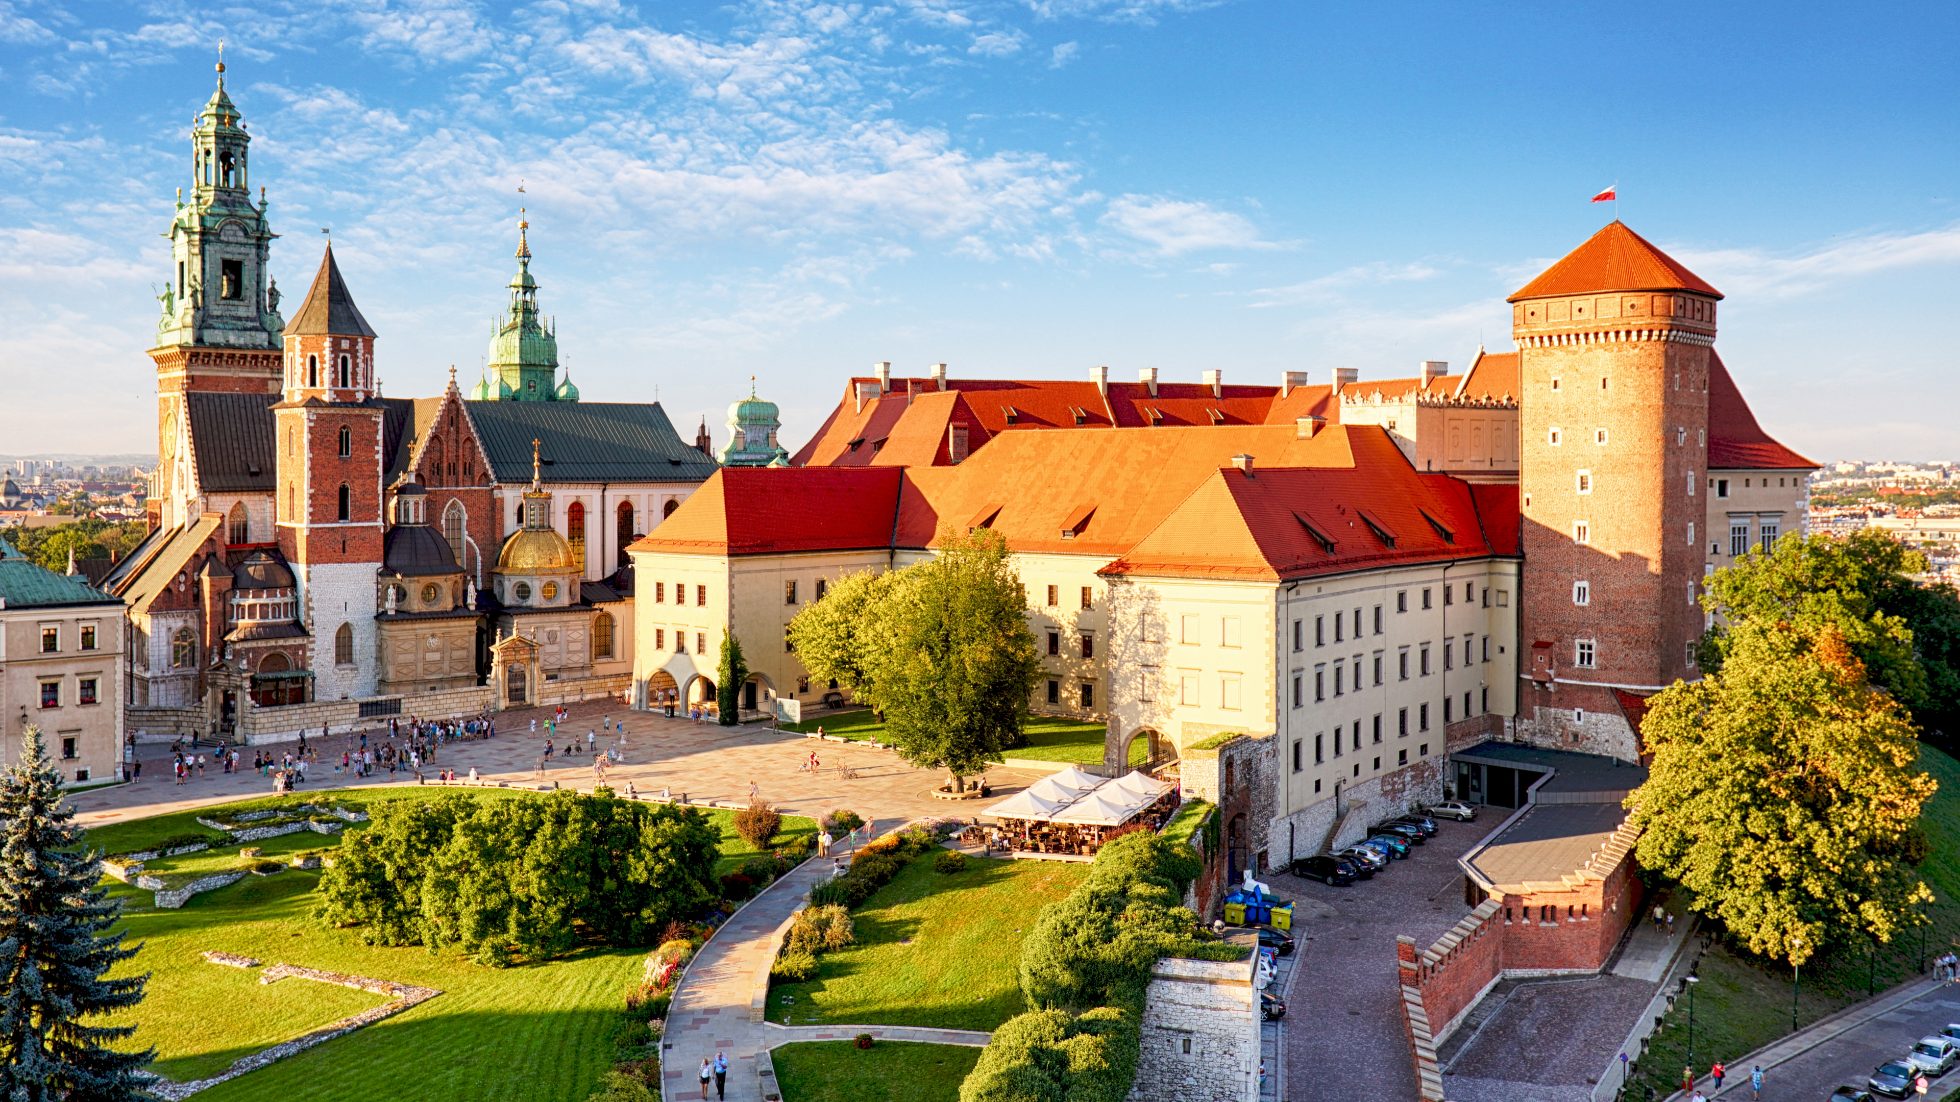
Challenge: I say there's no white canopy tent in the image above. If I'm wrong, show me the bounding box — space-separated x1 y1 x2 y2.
982 787 1076 821
1052 791 1138 826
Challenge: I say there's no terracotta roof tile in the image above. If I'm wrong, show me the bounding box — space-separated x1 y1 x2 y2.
1454 350 1519 402
1510 222 1722 302
629 466 903 555
1706 351 1815 470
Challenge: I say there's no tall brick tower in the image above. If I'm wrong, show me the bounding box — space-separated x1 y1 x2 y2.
150 52 285 530
275 245 384 702
1513 222 1720 761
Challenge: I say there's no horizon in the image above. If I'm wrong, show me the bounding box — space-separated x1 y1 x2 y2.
4 2 1957 460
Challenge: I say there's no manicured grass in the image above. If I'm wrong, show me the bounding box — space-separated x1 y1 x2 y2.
772 1041 980 1102
86 787 813 1101
768 852 1087 1031
1630 744 1960 1095
782 710 1109 765
1159 799 1214 845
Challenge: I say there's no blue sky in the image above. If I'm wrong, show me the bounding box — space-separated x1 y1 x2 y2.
4 0 1958 461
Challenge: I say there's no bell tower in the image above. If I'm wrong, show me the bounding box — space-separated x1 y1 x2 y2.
275 244 386 702
470 210 573 402
1513 222 1718 761
150 50 285 530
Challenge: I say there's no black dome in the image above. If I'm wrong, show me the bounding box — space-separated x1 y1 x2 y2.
383 524 458 576
233 550 295 590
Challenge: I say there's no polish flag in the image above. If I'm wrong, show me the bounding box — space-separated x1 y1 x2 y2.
1591 185 1617 203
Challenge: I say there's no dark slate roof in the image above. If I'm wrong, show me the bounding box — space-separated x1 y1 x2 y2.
464 401 719 484
0 541 122 609
1451 741 1647 798
187 393 277 492
288 244 377 337
233 550 296 590
382 524 458 575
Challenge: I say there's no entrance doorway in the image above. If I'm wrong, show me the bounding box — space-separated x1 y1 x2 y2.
506 663 528 705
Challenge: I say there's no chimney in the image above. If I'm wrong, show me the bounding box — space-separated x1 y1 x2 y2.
1230 454 1254 475
1281 370 1308 398
929 362 948 390
1421 360 1449 384
1139 366 1159 397
1295 416 1324 439
906 379 917 406
1203 368 1223 398
874 361 892 393
855 381 881 414
1089 364 1108 396
1334 367 1359 391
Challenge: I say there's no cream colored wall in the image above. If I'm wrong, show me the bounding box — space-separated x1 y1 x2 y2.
0 606 125 784
1105 575 1277 757
1342 400 1520 481
1705 468 1808 571
629 555 733 703
727 549 893 703
1012 551 1127 720
377 617 478 694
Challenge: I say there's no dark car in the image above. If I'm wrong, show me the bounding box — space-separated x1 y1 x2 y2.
1366 833 1412 858
1870 1061 1918 1099
1371 821 1426 845
1391 813 1439 837
1229 925 1295 955
1292 854 1358 886
1831 1088 1875 1102
1261 991 1286 1020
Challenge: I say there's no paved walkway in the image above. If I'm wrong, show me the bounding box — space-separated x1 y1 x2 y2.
72 699 1046 831
659 823 991 1102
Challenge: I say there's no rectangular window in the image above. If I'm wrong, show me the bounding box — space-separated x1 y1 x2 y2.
1398 748 1408 766
1221 677 1241 710
1396 591 1408 613
1420 644 1431 676
1464 690 1473 717
61 736 78 760
1398 707 1409 736
1372 653 1383 684
1731 521 1750 557
1315 616 1325 646
1079 631 1095 659
1373 714 1383 743
1575 639 1596 668
39 681 58 709
1444 584 1453 607
1292 619 1303 652
1045 585 1058 606
1221 617 1241 648
1081 586 1093 610
655 582 665 602
1444 698 1453 724
1292 674 1303 709
1353 608 1363 637
1688 521 1696 547
1761 523 1779 551
1686 642 1699 668
785 580 798 605
1688 470 1696 496
1333 666 1343 696
1444 643 1454 671
1548 427 1562 446
1373 604 1383 634
221 258 243 300
1419 703 1430 731
1180 673 1199 706
1079 682 1095 708
40 627 58 654
80 625 97 651
1573 521 1590 545
1047 630 1060 657
696 631 706 654
1717 478 1730 498
1496 589 1509 607
1315 734 1326 763
1422 587 1432 610
1315 668 1326 702
79 678 98 706
655 628 665 648
1046 679 1060 705
1596 428 1608 445
1576 471 1592 494
1333 726 1342 757
1574 580 1590 606
1292 740 1302 773
1180 614 1199 644
1398 649 1410 680
1482 636 1490 662
1334 615 1344 643
816 578 827 600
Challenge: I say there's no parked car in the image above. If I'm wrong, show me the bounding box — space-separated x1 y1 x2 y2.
1366 833 1412 858
1907 1036 1958 1077
1350 838 1395 863
1830 1087 1875 1102
1371 821 1426 845
1260 991 1286 1020
1390 813 1439 837
1869 1060 1918 1099
1338 845 1389 873
1942 1023 1960 1045
1292 854 1357 886
1250 926 1295 956
1426 800 1477 822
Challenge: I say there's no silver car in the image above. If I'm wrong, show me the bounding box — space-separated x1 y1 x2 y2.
1338 845 1389 872
1907 1036 1958 1077
1427 800 1477 822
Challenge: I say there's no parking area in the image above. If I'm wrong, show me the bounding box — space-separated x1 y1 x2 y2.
1724 982 1960 1099
1272 813 1502 1102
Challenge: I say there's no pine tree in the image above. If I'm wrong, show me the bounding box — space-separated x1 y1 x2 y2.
0 725 154 1100
717 632 747 727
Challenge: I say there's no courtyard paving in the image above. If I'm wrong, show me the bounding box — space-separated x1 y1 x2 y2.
71 699 1049 830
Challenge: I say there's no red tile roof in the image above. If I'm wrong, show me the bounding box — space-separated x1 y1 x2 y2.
1706 351 1815 470
628 466 903 555
1103 427 1518 581
1454 349 1519 402
1510 222 1722 302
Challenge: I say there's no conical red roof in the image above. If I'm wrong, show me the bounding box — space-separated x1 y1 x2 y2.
1510 222 1721 302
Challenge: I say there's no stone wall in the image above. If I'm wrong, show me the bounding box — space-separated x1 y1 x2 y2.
240 683 494 741
1130 949 1260 1102
138 870 247 909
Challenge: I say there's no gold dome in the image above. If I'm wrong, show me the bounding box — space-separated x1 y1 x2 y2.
496 527 574 574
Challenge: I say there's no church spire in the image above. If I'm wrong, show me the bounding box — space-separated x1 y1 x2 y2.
481 208 565 401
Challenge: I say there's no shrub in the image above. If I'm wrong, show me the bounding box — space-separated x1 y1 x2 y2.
900 826 936 853
771 949 819 982
718 872 755 901
854 1032 874 1050
741 855 785 885
786 904 855 956
587 1066 661 1102
935 850 969 874
734 801 782 849
776 833 814 860
808 879 850 908
822 809 865 836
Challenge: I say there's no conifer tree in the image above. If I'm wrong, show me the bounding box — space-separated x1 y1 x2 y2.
0 725 153 1100
717 632 747 727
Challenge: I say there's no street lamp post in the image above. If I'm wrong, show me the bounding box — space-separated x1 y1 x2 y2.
1686 973 1701 1072
1791 935 1805 1033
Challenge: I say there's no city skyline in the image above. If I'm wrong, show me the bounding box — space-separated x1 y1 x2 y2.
4 0 1957 459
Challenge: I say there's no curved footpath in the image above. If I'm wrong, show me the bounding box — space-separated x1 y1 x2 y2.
660 821 992 1102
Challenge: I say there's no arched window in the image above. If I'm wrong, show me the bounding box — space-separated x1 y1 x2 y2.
616 501 635 564
338 426 352 458
336 354 351 389
334 623 354 666
442 500 467 569
171 628 197 669
336 484 350 521
594 611 615 659
228 502 248 545
307 355 319 388
663 498 680 519
566 501 586 573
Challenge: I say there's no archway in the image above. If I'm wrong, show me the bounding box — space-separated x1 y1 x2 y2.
1120 727 1175 770
683 674 717 711
506 662 528 705
645 670 678 714
742 672 774 714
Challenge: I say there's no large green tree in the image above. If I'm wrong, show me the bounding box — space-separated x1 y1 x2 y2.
788 530 1041 786
0 726 153 1100
1700 528 1960 737
1630 624 1935 965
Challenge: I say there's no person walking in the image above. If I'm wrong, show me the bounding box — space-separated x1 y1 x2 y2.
1653 903 1665 934
1751 1065 1765 1100
749 779 759 801
1666 911 1676 937
1682 1065 1694 1094
1710 1061 1725 1093
698 1058 712 1101
713 1051 728 1101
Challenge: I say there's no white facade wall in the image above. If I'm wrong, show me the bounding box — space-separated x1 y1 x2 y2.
135 608 201 708
298 562 379 701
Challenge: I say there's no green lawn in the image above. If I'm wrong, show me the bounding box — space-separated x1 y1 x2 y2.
1630 744 1960 1095
772 1041 980 1102
782 710 1109 765
768 852 1087 1031
86 788 812 1101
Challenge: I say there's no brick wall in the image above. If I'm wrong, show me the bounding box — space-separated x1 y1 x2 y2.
1401 900 1506 1043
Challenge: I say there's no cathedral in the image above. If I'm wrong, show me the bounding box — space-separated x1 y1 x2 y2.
106 62 719 741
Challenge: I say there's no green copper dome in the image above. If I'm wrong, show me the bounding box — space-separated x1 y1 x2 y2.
477 210 574 402
554 375 580 401
721 378 790 467
469 373 492 401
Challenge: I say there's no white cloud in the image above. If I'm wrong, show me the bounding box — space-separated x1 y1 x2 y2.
968 29 1027 57
1024 0 1225 23
1674 223 1960 300
1049 40 1079 67
1100 193 1271 256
